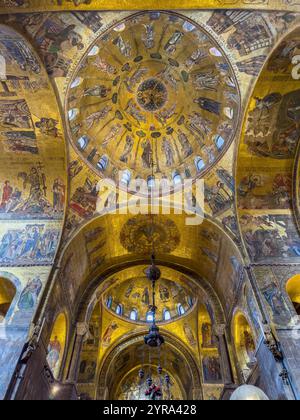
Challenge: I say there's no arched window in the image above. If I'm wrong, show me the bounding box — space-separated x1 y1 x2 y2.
177 304 185 316
130 309 138 321
116 304 123 316
210 47 222 57
188 296 194 308
121 170 131 186
0 54 6 81
163 309 171 322
106 296 113 309
146 311 154 323
77 135 89 150
224 107 233 120
195 157 205 172
70 77 83 89
68 108 79 122
88 45 99 56
46 313 67 379
0 278 16 323
147 176 155 189
286 274 300 315
215 135 225 150
97 155 109 172
173 171 182 186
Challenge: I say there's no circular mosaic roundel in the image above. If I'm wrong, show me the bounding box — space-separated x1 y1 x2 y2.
120 215 180 254
67 11 241 192
137 78 168 112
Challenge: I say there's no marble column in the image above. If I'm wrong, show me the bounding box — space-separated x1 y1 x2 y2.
67 322 89 383
213 324 234 386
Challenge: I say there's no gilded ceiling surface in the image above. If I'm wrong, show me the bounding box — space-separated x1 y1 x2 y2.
102 266 196 324
3 9 299 247
236 27 300 265
1 0 300 13
66 12 241 191
1 1 300 402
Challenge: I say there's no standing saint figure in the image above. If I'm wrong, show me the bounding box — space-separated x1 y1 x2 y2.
47 336 62 373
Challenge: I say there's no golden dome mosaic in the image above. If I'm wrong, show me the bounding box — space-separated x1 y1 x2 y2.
66 11 241 192
103 272 196 325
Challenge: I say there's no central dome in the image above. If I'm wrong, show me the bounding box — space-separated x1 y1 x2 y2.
66 12 241 193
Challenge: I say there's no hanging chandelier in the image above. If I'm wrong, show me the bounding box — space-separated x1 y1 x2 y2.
137 255 173 400
144 254 165 348
137 144 172 401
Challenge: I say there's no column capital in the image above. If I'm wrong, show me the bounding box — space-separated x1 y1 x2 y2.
213 323 227 336
76 322 89 338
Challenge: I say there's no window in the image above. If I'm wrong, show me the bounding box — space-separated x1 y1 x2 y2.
0 54 6 81
224 107 233 120
130 309 138 321
188 297 194 308
77 135 89 150
70 77 82 89
106 296 113 309
163 309 171 322
147 176 156 189
116 304 123 316
195 157 205 172
177 304 185 316
210 47 222 57
173 171 182 186
88 45 99 56
97 155 109 172
0 278 16 323
68 108 79 121
215 135 225 150
146 311 154 323
121 170 131 186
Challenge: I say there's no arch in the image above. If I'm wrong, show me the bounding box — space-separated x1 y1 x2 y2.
46 312 67 380
195 156 205 172
147 176 155 189
163 308 171 322
232 311 256 381
77 135 89 150
172 171 182 186
52 210 246 330
70 77 83 89
106 296 113 309
97 331 202 400
177 303 185 316
121 170 131 186
146 311 154 323
68 108 79 121
215 135 225 150
115 304 123 316
130 309 138 321
97 155 109 172
0 277 16 322
286 274 300 315
0 53 6 80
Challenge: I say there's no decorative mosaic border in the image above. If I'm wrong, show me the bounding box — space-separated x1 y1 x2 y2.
0 0 300 14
